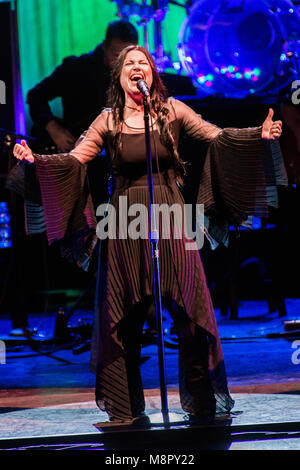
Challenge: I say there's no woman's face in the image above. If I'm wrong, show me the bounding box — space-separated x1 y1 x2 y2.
120 49 153 99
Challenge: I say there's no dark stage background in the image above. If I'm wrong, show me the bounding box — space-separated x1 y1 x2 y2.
0 1 299 325
1 99 298 320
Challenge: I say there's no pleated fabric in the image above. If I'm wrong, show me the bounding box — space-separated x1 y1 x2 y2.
6 154 97 269
198 127 288 247
5 159 46 235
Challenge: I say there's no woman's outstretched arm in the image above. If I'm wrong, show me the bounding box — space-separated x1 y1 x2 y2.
13 110 110 164
171 98 222 144
172 98 282 143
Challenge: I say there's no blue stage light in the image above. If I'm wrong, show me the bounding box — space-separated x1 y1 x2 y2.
177 0 300 97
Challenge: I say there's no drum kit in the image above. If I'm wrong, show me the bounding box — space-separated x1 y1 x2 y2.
114 0 300 98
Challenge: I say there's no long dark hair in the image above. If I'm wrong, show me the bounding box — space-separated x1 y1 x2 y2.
106 45 185 175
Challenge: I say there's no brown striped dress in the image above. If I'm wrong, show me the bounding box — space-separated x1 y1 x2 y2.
7 98 287 422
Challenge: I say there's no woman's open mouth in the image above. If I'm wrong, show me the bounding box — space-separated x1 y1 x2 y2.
130 73 145 83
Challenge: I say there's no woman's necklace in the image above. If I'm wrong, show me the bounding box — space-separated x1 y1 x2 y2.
124 104 143 112
124 104 144 129
124 119 158 130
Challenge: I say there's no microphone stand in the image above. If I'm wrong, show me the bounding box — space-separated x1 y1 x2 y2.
143 95 169 425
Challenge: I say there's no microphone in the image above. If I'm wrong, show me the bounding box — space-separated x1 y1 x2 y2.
137 79 150 99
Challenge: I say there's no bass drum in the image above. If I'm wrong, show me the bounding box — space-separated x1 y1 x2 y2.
177 0 300 97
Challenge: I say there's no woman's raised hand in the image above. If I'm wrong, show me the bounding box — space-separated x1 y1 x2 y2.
13 140 35 163
261 108 282 140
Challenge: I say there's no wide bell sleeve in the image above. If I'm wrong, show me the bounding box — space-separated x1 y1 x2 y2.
197 127 288 248
172 99 288 248
6 111 109 269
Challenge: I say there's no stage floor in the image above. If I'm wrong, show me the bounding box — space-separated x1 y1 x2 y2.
1 299 300 451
